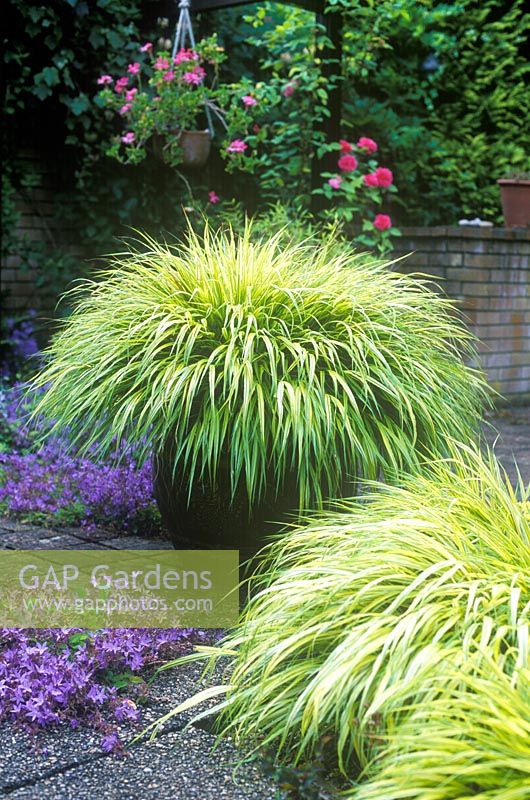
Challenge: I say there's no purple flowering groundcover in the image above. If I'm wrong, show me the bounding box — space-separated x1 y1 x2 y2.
0 382 160 533
0 627 212 753
0 380 215 754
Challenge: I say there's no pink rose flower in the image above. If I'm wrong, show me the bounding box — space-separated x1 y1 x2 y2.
337 154 358 172
154 57 170 71
140 42 153 53
97 75 113 85
115 77 129 93
119 103 132 115
127 62 141 75
374 167 393 187
373 213 392 231
328 176 342 189
182 66 205 85
163 71 175 82
282 81 298 97
339 139 353 153
208 191 220 204
357 136 378 154
226 139 248 153
242 95 257 107
363 173 379 188
121 132 135 145
124 88 137 102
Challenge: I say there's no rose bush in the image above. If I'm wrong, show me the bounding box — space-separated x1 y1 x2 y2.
316 137 400 253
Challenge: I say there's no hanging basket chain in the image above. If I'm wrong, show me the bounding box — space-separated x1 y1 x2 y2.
172 0 215 137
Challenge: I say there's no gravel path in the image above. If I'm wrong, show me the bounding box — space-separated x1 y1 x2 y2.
0 667 279 800
0 406 528 799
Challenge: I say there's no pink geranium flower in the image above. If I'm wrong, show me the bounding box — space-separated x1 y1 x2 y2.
97 75 113 85
121 132 135 145
208 191 220 204
115 77 129 93
337 154 358 172
124 88 137 102
154 57 170 71
127 62 141 75
174 48 199 64
373 213 392 231
363 173 379 188
182 66 206 85
328 176 342 189
374 167 393 187
242 95 257 107
140 42 153 53
119 103 132 115
226 139 248 153
163 71 175 82
339 139 353 153
357 136 378 154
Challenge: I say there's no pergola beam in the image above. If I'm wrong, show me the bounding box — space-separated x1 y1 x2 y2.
192 0 324 11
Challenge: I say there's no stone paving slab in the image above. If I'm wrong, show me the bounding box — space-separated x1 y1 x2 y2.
0 665 229 793
60 527 123 543
0 532 53 550
0 533 103 550
0 520 172 551
99 536 174 550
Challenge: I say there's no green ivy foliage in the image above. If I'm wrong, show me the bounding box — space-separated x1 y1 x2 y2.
2 0 529 307
216 0 530 224
338 0 530 224
4 0 143 158
2 0 199 301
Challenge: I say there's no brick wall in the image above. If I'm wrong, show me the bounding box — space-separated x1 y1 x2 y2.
393 226 530 400
1 148 81 318
3 185 529 399
2 150 56 313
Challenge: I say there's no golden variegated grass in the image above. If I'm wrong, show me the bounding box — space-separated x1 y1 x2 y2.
30 224 487 514
348 660 530 799
157 447 529 798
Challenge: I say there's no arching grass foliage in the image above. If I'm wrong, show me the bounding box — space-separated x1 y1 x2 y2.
162 447 530 798
31 226 488 512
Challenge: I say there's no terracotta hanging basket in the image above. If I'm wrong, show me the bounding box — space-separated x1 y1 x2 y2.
152 129 211 170
498 178 530 227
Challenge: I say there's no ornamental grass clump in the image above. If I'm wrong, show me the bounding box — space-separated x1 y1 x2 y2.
31 225 487 545
170 448 529 798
